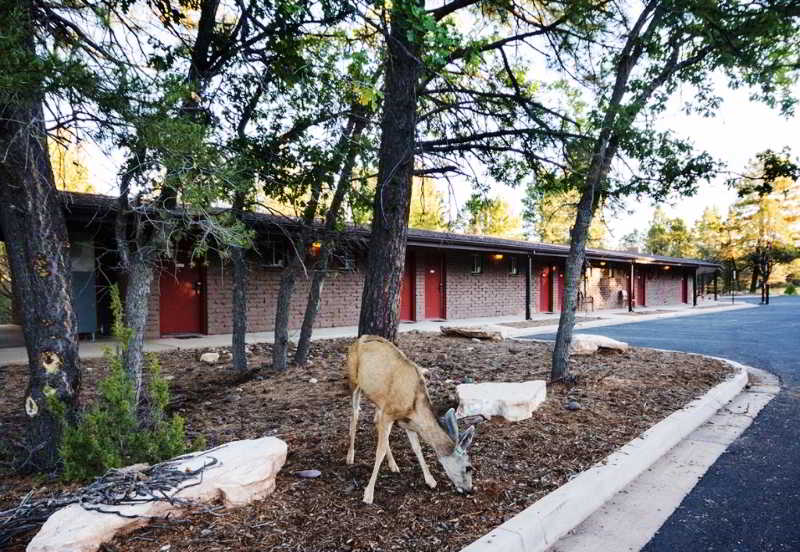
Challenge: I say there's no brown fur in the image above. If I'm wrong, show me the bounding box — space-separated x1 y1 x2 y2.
346 335 473 504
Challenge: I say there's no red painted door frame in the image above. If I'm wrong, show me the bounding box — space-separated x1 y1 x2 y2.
424 252 445 319
399 253 415 321
159 257 205 335
636 270 646 306
681 274 689 303
539 267 551 312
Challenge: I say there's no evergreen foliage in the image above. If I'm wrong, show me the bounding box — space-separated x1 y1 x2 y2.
54 285 197 482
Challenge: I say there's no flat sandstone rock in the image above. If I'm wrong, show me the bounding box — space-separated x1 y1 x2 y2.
570 334 629 355
456 381 547 422
440 326 503 341
27 437 288 552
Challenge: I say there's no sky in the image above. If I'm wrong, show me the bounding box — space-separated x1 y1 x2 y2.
450 81 800 248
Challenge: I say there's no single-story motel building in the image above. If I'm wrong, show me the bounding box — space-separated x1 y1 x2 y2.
6 192 722 340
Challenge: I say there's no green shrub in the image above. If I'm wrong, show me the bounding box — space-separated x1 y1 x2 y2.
785 283 797 296
55 285 200 482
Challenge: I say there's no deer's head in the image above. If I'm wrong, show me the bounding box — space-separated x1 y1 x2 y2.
438 408 476 494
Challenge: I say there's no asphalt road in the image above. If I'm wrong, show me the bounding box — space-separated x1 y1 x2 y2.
529 296 800 552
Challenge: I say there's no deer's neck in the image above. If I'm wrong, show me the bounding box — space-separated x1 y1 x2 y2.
410 407 455 458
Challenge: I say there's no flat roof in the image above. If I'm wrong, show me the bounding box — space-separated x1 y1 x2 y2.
54 192 720 269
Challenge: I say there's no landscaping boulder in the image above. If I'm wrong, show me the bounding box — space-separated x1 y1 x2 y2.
569 334 629 355
27 437 288 552
456 380 546 422
200 351 220 364
440 326 503 341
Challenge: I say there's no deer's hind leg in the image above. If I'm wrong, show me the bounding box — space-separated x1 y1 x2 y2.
346 388 361 465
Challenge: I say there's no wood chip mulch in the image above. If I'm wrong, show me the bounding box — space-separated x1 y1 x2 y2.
0 332 733 552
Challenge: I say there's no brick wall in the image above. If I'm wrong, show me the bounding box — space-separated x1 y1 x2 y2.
644 267 687 306
444 251 527 319
146 245 699 337
584 264 630 310
204 252 365 335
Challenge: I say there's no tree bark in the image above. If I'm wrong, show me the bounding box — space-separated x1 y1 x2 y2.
750 263 759 293
294 110 368 365
0 50 80 469
357 0 423 340
551 178 603 381
272 249 301 371
230 192 248 372
122 252 153 405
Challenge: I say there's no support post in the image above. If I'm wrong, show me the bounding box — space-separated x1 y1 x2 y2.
714 271 718 301
628 262 634 312
525 254 532 320
692 269 697 306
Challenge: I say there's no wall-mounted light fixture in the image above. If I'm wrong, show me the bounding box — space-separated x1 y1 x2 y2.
663 265 671 270
310 242 322 256
493 254 504 260
599 261 607 266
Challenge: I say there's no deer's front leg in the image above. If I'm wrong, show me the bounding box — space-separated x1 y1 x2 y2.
405 429 436 489
374 408 399 472
363 415 394 504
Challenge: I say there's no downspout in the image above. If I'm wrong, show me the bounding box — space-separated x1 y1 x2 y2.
525 253 532 320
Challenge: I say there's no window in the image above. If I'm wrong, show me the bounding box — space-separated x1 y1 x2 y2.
331 248 356 271
262 242 284 268
471 254 483 274
509 256 519 275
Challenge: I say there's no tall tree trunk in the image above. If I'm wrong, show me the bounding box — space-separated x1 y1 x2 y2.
294 249 330 366
230 192 248 372
358 0 423 340
273 249 302 371
0 59 80 469
551 181 602 381
294 110 368 365
122 252 153 405
750 263 759 293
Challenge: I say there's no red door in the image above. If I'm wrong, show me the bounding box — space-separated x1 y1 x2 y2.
424 253 445 319
160 260 204 335
556 267 565 311
681 275 689 303
399 254 415 321
636 272 646 306
539 267 551 312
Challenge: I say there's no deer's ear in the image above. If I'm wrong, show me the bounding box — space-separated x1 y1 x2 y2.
442 408 459 441
459 425 475 451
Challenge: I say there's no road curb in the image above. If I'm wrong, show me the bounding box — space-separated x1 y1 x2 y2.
499 302 756 338
460 359 749 552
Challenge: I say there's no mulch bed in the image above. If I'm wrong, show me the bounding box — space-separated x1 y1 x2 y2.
0 333 733 552
498 317 602 328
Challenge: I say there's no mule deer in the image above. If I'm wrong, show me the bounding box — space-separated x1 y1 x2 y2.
346 335 476 504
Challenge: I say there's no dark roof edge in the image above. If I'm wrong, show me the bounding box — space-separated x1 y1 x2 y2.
58 191 722 269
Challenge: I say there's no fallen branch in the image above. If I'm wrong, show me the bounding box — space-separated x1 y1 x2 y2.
0 457 219 546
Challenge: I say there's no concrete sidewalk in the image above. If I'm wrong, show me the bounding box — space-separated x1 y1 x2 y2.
0 300 753 366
